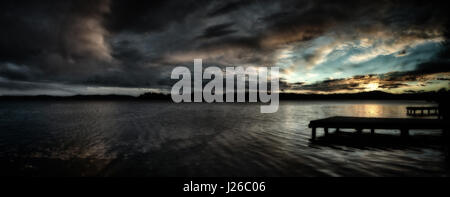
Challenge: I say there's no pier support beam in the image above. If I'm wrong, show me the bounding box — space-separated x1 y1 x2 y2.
311 127 316 140
401 129 409 137
371 128 375 135
356 128 362 134
324 127 329 136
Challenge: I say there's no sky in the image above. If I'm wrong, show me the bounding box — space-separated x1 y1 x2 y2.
0 0 449 96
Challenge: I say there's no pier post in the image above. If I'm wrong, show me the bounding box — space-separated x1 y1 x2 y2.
356 128 362 134
311 127 316 140
335 128 340 133
324 127 329 136
371 128 375 135
401 129 409 137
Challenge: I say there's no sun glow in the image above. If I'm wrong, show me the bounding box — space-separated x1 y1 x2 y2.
365 83 379 91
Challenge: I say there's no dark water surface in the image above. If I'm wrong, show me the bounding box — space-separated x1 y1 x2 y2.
0 100 448 176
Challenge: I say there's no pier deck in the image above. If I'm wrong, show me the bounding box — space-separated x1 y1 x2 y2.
308 116 447 140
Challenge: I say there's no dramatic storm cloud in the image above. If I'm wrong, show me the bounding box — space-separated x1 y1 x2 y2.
0 0 449 95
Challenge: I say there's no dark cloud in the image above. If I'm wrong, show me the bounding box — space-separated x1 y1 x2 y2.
384 60 450 82
197 23 237 39
106 0 209 33
0 0 113 82
207 0 255 17
0 0 69 63
293 78 366 92
0 0 448 95
378 83 408 89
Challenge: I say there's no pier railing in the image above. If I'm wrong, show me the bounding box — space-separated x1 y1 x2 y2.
406 106 439 117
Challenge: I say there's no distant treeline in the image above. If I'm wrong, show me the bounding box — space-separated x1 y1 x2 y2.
1 89 449 103
279 90 450 101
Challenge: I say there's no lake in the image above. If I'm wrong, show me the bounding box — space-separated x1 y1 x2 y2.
0 100 447 176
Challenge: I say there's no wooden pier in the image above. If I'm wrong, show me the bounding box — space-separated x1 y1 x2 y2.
406 106 439 117
308 116 447 140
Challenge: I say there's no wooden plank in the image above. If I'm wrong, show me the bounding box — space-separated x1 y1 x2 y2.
406 106 438 110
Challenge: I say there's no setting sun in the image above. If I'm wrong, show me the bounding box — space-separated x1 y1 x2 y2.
366 83 379 91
